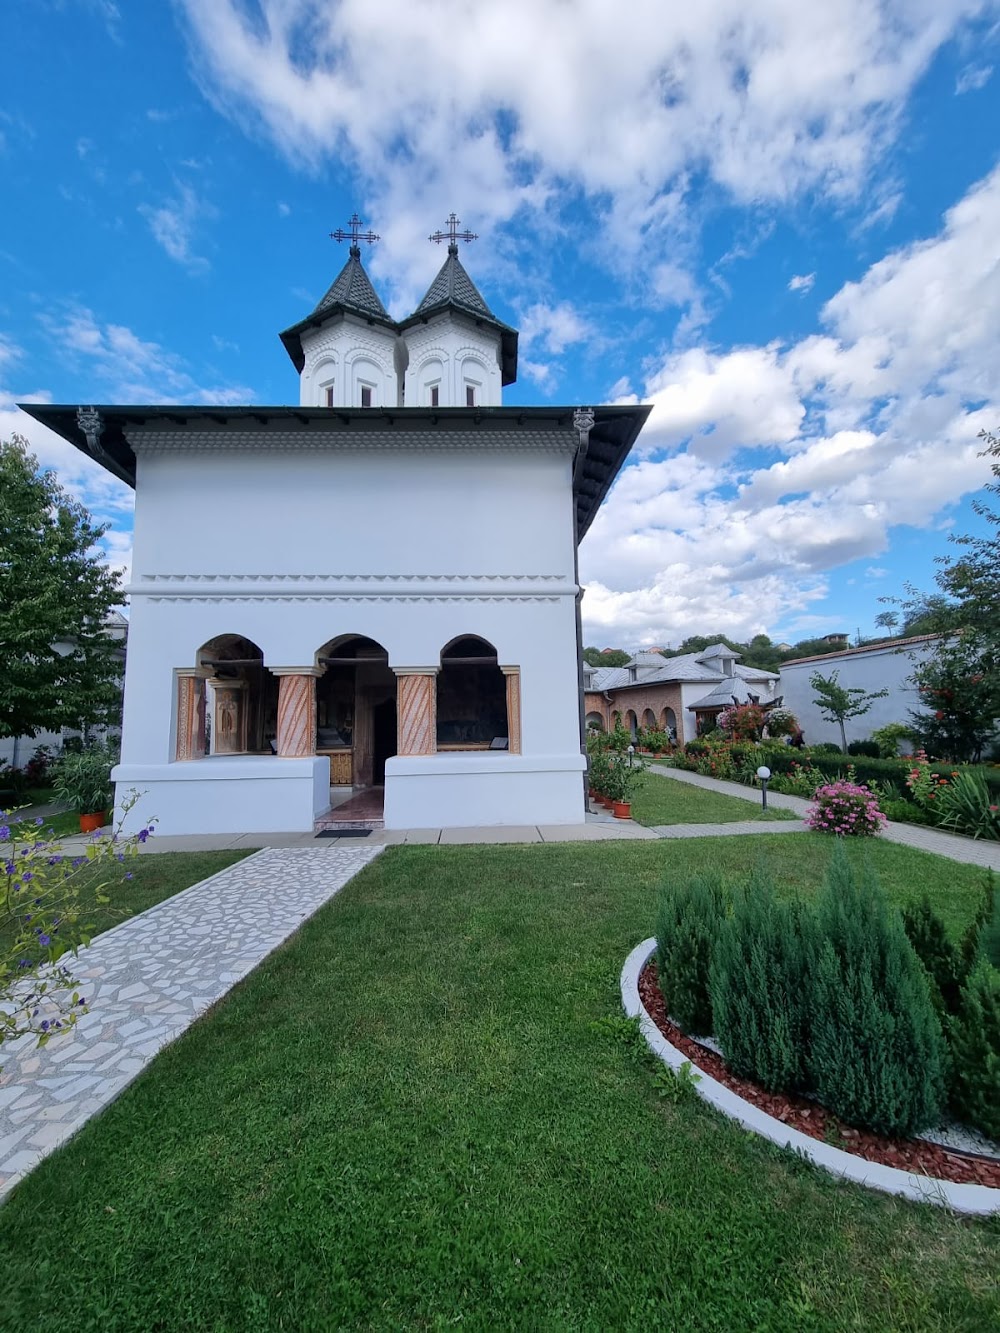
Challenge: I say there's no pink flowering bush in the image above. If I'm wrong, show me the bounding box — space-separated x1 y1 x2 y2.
805 780 887 837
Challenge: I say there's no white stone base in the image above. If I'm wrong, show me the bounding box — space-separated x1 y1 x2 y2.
383 752 586 829
112 756 331 836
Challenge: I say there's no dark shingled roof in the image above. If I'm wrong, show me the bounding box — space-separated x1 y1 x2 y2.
398 245 519 385
279 245 396 373
414 246 496 320
313 246 391 321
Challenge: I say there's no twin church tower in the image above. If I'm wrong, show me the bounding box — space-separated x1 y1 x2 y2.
279 213 518 411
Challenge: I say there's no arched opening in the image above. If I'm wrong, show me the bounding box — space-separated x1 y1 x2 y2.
625 709 638 740
437 636 508 749
315 635 396 786
641 709 656 731
196 634 276 757
585 712 606 732
661 707 677 738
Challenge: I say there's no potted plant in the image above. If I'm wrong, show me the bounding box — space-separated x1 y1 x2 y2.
52 742 117 832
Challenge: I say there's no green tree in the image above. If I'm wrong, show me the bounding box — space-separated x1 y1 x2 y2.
899 428 1000 760
583 647 630 667
809 670 888 753
0 436 123 741
873 611 899 633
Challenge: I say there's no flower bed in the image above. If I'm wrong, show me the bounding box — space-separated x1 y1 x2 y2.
638 960 1000 1189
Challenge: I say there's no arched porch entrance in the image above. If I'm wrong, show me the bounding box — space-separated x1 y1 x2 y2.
315 635 397 788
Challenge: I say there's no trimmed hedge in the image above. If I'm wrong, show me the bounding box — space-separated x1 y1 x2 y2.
949 961 1000 1140
655 872 728 1036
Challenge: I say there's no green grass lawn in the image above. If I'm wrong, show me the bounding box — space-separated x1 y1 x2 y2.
0 834 996 1329
629 769 796 826
9 808 82 841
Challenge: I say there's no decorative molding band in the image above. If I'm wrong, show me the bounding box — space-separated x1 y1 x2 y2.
127 576 578 600
136 573 568 584
129 429 578 454
141 594 565 605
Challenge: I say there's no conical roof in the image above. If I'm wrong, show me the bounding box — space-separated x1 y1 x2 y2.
313 245 391 321
413 244 497 321
279 244 395 373
399 244 519 385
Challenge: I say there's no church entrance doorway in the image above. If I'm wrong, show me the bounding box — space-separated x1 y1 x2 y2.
315 635 396 790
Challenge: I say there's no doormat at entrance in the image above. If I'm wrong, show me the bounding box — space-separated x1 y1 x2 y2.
316 828 372 839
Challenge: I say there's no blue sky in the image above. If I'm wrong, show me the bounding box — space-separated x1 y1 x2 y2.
2 0 999 649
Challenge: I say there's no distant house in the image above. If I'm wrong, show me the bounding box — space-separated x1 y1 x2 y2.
778 634 942 749
583 643 779 744
0 611 128 768
821 633 850 647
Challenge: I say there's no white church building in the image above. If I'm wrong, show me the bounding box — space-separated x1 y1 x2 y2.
24 216 648 835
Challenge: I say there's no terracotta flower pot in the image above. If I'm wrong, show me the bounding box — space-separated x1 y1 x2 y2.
79 811 107 833
612 801 632 819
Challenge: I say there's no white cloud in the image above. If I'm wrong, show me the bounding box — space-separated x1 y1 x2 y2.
788 272 815 293
175 0 990 292
579 163 1000 644
277 201 291 216
138 182 214 272
40 307 254 404
520 301 592 355
955 62 993 92
0 335 22 371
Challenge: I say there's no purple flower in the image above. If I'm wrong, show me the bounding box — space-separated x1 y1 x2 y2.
34 816 43 826
137 829 150 843
0 826 9 842
38 933 50 946
40 1020 49 1032
125 872 133 880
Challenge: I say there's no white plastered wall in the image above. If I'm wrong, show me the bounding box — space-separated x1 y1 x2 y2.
114 439 585 832
401 316 502 407
299 316 399 408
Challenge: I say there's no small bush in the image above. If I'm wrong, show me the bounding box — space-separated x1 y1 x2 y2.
879 798 932 826
935 769 1000 842
902 896 964 1014
948 961 1000 1140
805 780 887 837
961 873 997 971
711 869 815 1092
806 845 946 1137
847 739 881 758
655 872 728 1036
813 742 844 755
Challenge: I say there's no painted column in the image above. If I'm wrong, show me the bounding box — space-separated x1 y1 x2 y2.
395 670 437 755
501 666 522 755
272 668 322 759
174 670 206 761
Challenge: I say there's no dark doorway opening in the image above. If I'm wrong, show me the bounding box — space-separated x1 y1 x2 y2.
372 697 397 783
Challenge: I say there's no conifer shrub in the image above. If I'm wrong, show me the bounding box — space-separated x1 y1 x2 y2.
948 961 1000 1140
710 871 816 1092
805 845 946 1137
902 896 964 1014
960 872 996 971
655 872 728 1036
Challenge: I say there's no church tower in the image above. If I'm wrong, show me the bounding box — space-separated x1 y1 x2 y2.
280 212 518 410
397 215 518 408
279 215 401 409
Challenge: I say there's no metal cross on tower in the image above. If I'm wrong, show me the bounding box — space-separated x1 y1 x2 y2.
330 213 380 251
429 213 478 248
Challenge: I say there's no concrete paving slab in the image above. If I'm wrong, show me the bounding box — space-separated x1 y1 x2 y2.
537 822 658 841
438 825 542 844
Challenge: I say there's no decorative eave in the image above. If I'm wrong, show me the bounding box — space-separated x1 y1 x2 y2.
279 304 399 374
396 305 519 386
17 403 651 540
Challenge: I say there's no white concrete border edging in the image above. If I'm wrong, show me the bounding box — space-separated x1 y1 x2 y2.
621 937 1000 1216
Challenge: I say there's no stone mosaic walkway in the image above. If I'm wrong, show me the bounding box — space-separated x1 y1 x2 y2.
0 845 381 1202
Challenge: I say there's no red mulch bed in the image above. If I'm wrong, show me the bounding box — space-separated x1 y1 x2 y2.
638 961 1000 1189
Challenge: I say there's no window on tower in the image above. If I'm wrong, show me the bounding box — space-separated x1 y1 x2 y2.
430 384 439 408
466 385 476 407
325 386 334 408
360 385 372 408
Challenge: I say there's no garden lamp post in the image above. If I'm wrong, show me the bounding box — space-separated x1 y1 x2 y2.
627 744 634 767
756 765 771 811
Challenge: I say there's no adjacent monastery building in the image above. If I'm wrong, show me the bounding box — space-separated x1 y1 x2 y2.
25 216 649 834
